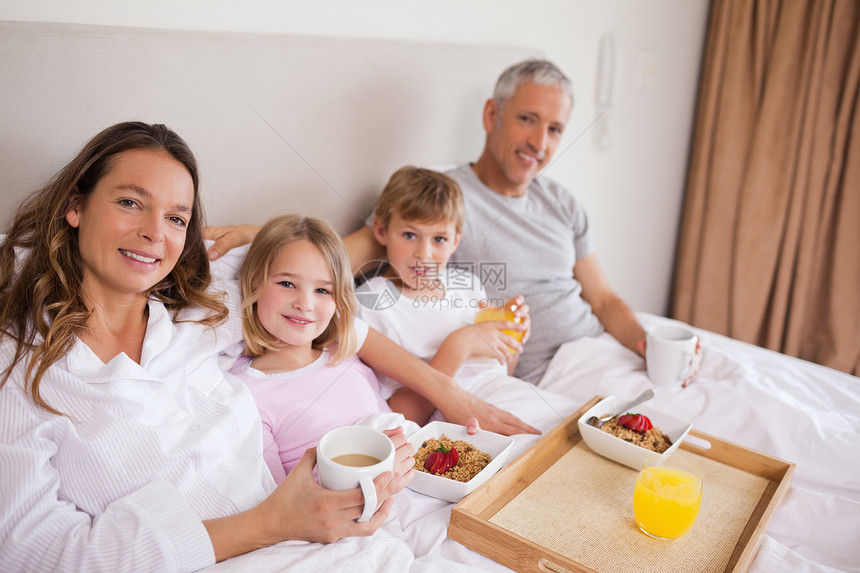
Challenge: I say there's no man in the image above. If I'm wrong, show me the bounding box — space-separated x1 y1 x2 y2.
344 59 646 382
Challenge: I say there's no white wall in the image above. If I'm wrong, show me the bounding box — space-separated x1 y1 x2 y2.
0 0 711 316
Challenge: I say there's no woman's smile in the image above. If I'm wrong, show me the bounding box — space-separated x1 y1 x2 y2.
65 148 193 307
119 248 161 265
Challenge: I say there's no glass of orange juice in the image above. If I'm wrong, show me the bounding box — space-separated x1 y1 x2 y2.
474 307 523 350
633 454 702 540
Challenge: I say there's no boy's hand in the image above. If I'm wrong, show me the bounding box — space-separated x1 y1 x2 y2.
503 295 531 343
430 300 527 377
478 296 530 346
453 322 524 365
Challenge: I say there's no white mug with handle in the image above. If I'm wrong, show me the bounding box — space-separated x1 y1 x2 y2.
646 325 702 388
316 426 395 522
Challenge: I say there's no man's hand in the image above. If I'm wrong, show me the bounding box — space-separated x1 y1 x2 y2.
343 225 387 275
204 225 260 261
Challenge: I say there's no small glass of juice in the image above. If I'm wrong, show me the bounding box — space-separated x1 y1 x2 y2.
633 454 702 540
474 307 523 349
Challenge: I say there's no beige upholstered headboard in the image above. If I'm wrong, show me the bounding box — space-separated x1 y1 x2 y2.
0 20 540 234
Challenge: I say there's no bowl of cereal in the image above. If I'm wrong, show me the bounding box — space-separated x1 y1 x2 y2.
578 395 692 470
407 421 514 502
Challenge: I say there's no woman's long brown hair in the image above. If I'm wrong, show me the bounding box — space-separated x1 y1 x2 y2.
0 122 228 414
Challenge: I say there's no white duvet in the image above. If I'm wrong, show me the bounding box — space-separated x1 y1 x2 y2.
206 312 859 572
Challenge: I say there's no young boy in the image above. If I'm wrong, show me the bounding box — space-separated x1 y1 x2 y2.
356 166 530 423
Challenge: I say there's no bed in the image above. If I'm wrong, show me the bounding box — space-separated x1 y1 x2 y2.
195 306 860 572
2 20 858 573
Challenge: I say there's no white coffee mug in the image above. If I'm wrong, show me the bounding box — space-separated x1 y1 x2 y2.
316 426 395 522
646 325 702 387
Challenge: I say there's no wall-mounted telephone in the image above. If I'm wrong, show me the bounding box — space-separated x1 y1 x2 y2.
596 33 616 107
593 33 616 150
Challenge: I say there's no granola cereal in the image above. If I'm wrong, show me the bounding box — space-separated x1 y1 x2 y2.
413 434 490 482
600 418 673 453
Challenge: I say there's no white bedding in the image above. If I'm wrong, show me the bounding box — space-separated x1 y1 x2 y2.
207 312 860 572
538 314 860 573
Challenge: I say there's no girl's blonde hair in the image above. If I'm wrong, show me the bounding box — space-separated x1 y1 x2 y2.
0 122 227 415
239 214 358 364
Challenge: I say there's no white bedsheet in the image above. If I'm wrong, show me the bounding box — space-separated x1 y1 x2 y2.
538 313 860 573
208 312 860 572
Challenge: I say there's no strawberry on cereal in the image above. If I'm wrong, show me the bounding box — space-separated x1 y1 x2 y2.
414 434 490 482
600 413 672 453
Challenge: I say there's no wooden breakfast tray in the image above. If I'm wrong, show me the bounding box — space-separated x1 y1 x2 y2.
449 396 795 573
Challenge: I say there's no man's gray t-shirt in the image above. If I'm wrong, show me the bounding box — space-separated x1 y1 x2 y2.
445 164 604 382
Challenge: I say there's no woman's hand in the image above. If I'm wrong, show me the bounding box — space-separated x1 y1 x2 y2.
204 225 260 261
204 445 401 561
383 426 416 490
261 429 412 545
256 446 404 545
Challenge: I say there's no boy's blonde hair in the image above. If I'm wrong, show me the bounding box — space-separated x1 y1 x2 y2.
239 214 358 364
374 166 465 231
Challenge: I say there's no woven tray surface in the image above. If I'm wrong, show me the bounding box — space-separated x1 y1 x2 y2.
489 442 769 573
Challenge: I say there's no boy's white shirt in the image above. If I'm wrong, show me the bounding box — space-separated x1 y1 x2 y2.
356 267 507 399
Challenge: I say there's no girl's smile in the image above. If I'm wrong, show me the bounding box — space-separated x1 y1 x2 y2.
281 314 314 328
254 239 337 360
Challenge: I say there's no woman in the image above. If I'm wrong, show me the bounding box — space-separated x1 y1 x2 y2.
0 122 414 571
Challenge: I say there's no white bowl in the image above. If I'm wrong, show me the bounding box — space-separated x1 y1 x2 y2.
577 395 692 470
406 421 514 502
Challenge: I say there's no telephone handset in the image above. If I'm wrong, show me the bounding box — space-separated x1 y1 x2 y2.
593 34 616 150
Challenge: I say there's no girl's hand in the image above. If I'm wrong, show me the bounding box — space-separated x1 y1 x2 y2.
465 417 480 435
359 326 538 436
437 385 539 436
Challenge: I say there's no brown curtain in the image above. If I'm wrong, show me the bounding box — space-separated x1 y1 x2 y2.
672 0 860 375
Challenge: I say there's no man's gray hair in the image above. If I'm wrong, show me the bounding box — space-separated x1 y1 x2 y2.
493 59 574 111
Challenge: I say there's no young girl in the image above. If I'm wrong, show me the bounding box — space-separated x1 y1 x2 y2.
229 214 415 484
